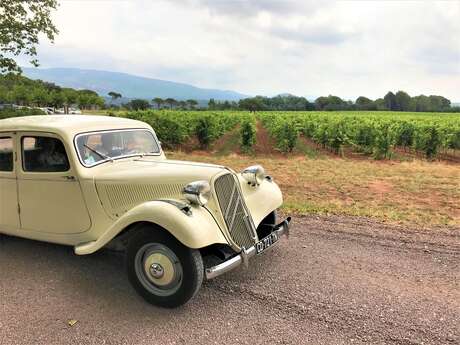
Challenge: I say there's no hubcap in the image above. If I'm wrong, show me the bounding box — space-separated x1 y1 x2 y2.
149 263 164 279
135 243 183 297
143 252 176 286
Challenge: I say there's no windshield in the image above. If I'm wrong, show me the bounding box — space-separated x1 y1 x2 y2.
75 129 160 167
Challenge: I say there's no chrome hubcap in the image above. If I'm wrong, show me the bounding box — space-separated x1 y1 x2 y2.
135 243 183 297
149 263 164 279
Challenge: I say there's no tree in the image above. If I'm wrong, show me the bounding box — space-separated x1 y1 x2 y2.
314 96 328 110
11 84 30 105
304 100 316 111
79 89 99 97
314 95 349 111
178 100 187 110
208 98 216 110
50 90 65 109
186 99 198 109
41 80 61 92
235 94 314 111
374 98 386 110
91 94 105 109
383 92 397 110
0 73 105 111
76 90 104 110
395 91 411 111
108 91 122 103
238 97 265 112
0 1 59 73
31 87 50 107
0 85 8 104
412 95 430 112
127 99 150 111
62 88 78 112
355 96 375 110
428 95 451 111
165 98 177 109
152 97 164 109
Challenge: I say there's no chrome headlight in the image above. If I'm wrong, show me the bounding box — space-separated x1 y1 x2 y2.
242 165 265 186
183 180 211 206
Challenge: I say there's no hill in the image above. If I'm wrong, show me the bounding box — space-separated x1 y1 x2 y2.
22 67 248 101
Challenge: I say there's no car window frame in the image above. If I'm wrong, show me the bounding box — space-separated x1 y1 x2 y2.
73 128 162 168
0 135 15 173
21 134 71 174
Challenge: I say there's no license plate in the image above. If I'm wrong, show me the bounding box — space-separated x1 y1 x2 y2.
255 232 279 254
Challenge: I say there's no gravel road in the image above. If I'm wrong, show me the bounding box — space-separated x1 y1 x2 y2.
1 216 459 345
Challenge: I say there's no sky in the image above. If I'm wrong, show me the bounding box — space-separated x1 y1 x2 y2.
23 0 460 101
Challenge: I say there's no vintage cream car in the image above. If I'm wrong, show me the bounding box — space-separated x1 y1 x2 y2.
0 115 290 307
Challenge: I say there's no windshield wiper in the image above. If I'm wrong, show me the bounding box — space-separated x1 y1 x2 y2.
84 144 114 162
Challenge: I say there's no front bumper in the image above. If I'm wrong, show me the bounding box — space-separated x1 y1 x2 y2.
205 216 291 280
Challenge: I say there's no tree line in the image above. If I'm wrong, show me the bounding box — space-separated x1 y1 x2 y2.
121 97 199 111
120 91 458 113
1 75 457 115
238 92 458 112
0 74 105 111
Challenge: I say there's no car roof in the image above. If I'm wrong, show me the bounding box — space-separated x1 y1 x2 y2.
0 115 151 138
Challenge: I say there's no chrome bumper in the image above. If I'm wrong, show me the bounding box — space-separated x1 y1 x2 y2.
205 217 291 280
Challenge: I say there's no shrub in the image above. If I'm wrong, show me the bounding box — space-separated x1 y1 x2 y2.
195 115 217 149
0 107 46 119
240 116 256 152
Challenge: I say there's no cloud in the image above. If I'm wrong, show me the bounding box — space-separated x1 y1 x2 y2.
20 0 460 101
415 46 460 75
175 0 347 45
174 0 313 17
409 5 460 76
270 25 356 45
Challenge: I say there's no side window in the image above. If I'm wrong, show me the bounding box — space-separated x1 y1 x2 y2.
0 137 13 172
22 136 70 172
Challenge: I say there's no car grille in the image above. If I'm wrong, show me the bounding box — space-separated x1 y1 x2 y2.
214 173 257 249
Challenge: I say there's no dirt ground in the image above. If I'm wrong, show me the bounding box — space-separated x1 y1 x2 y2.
1 215 459 345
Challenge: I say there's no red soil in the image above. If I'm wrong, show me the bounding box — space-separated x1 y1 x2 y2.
253 121 282 156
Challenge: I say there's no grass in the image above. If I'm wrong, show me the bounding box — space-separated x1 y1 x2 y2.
213 127 241 156
168 151 460 227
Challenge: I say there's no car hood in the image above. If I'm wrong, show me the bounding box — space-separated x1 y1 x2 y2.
94 158 228 184
94 159 230 217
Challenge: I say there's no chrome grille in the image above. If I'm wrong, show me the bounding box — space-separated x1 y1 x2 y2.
214 173 256 249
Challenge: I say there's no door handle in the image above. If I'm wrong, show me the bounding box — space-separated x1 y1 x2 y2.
62 175 76 181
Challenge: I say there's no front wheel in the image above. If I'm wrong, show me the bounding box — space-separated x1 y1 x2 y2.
126 227 203 308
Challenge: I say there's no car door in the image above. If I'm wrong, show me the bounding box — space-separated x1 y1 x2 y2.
0 133 20 230
17 132 91 234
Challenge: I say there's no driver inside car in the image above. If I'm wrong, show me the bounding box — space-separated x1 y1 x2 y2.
80 134 114 165
98 133 115 156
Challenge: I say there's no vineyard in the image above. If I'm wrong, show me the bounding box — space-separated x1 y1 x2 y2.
123 110 255 150
259 111 460 160
123 110 460 161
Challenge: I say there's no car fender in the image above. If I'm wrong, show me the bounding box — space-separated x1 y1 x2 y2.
239 176 283 227
74 200 228 255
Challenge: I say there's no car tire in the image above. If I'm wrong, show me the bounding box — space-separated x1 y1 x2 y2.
126 226 203 308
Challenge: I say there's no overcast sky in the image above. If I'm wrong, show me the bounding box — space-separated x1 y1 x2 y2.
26 0 460 100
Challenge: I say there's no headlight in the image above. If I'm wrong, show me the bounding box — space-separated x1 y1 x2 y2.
242 165 265 186
183 180 211 206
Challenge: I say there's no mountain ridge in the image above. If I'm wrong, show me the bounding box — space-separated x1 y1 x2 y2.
22 67 248 101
